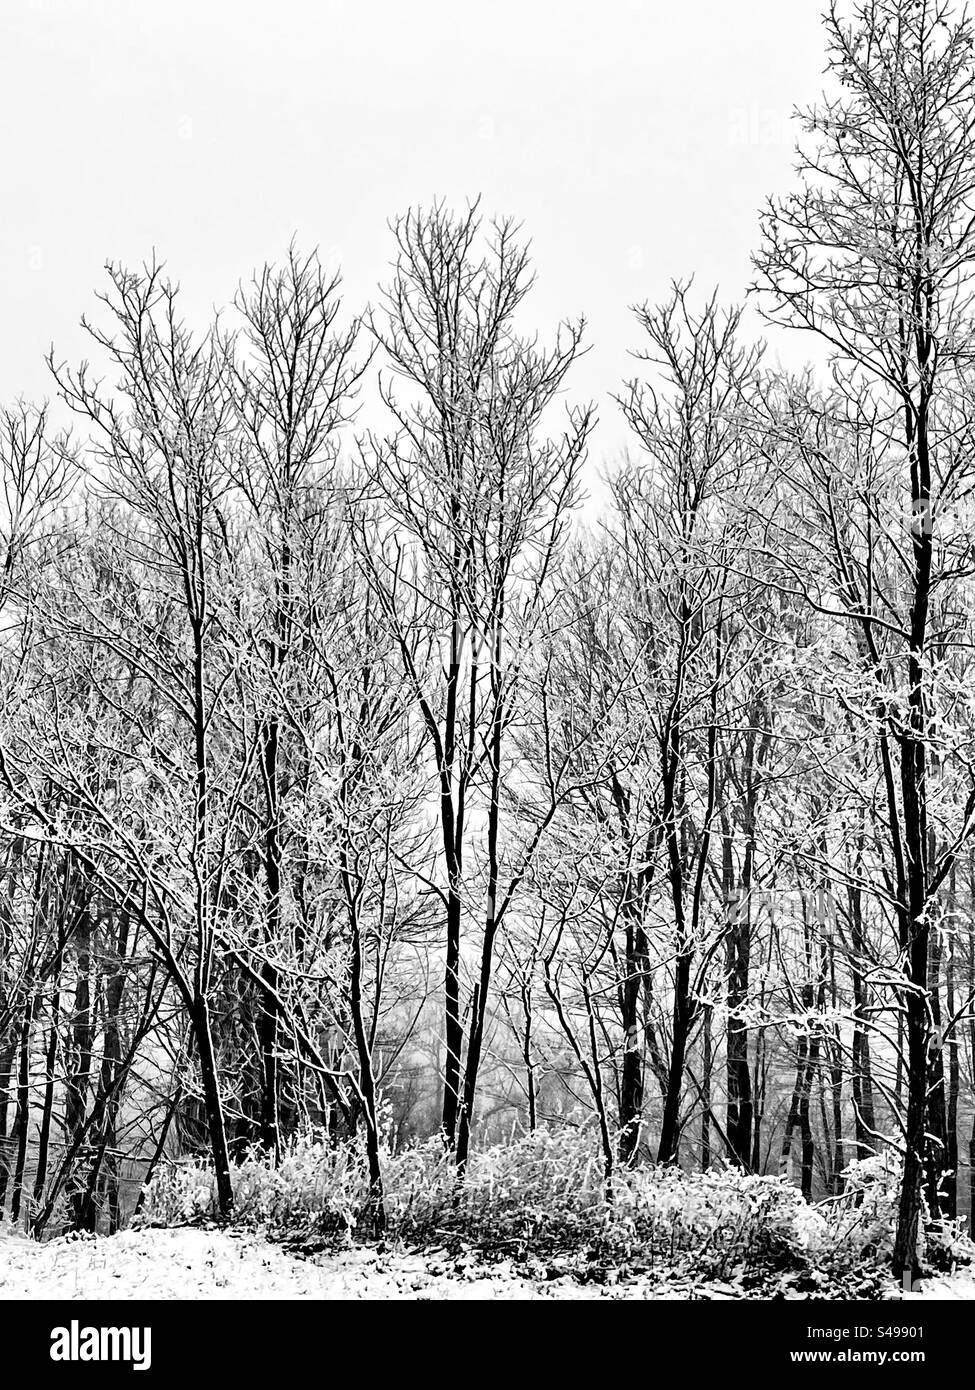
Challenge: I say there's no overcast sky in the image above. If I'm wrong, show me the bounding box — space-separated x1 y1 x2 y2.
0 0 827 462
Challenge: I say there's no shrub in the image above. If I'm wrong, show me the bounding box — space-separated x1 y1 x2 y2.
825 1152 975 1273
140 1124 970 1288
139 1138 364 1235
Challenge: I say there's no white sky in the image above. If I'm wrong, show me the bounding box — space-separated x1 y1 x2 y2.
0 0 827 463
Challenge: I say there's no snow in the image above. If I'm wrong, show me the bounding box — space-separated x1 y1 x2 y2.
3 1226 975 1299
905 1269 975 1301
0 1228 628 1300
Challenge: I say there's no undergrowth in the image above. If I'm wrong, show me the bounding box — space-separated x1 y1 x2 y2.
137 1128 974 1296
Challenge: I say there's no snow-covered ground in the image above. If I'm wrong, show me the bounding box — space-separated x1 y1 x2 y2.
2 1226 973 1299
903 1269 975 1300
0 1228 633 1300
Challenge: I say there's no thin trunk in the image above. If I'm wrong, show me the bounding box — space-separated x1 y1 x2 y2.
135 1082 183 1217
658 948 692 1164
95 911 129 1231
518 969 537 1134
800 1036 819 1200
781 1036 807 1181
0 1039 17 1210
701 1000 712 1171
192 1001 234 1218
618 899 646 1163
849 875 876 1158
259 718 283 1162
944 880 959 1221
31 1004 60 1214
10 993 34 1225
828 941 845 1192
342 860 386 1234
925 856 949 1217
891 390 934 1284
724 821 752 1168
782 928 818 1198
65 905 94 1227
456 626 506 1174
439 582 467 1150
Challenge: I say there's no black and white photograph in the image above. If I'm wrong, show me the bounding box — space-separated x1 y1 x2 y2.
0 0 971 1362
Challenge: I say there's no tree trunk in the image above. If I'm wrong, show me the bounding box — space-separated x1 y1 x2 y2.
724 826 752 1168
618 896 647 1163
258 718 283 1162
781 1049 803 1185
944 891 959 1221
891 938 929 1281
0 1039 17 1211
456 669 506 1175
31 1009 60 1216
925 881 949 1218
849 875 876 1159
345 874 386 1235
65 906 94 1228
192 1001 234 1218
520 975 537 1134
657 947 692 1164
701 1000 712 1171
9 993 34 1225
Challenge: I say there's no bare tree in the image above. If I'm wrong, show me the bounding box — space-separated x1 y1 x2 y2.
3 263 248 1216
615 286 762 1164
755 0 975 1277
360 203 592 1165
226 245 367 1158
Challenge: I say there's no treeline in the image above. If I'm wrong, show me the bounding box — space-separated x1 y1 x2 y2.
1 0 974 1277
